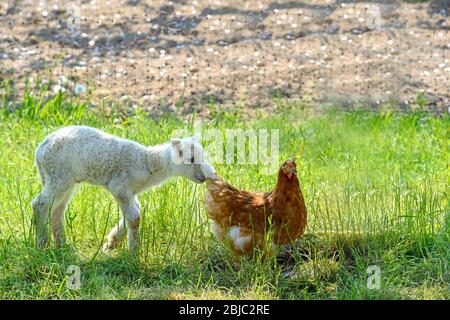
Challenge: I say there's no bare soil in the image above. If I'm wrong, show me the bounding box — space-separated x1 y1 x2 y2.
1 0 449 116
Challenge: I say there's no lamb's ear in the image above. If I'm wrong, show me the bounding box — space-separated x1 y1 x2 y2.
171 138 182 152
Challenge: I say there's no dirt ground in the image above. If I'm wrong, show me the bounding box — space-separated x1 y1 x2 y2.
0 0 449 116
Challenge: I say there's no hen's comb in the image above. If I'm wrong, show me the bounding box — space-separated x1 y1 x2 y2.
287 157 297 167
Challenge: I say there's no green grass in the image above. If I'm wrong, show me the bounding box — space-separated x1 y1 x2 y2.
0 88 448 300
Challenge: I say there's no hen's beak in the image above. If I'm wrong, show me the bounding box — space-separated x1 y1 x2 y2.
286 166 297 180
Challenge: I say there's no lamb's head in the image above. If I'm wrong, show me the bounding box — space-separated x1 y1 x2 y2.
169 135 214 184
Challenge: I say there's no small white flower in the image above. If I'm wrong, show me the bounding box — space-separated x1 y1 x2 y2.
59 76 68 85
53 85 65 93
74 84 86 95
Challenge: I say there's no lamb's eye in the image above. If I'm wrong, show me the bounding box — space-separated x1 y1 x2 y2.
190 156 195 164
178 150 183 157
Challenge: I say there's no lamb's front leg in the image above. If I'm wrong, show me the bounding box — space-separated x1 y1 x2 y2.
106 192 140 251
103 218 125 250
123 196 140 251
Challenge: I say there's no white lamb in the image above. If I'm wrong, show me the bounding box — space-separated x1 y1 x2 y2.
32 125 216 250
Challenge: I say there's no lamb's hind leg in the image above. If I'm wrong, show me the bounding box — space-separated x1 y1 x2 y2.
50 184 76 247
32 190 50 248
33 180 75 248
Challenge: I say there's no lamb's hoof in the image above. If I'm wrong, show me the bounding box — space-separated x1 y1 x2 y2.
102 243 110 253
102 240 118 253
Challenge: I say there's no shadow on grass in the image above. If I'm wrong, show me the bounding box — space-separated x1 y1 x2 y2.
1 229 447 299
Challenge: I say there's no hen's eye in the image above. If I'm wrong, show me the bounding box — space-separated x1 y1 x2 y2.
190 156 195 164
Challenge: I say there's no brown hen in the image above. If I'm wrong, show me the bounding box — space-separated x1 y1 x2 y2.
204 159 307 258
